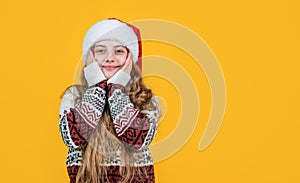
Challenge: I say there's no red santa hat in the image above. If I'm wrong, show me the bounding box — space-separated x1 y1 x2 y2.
82 18 142 71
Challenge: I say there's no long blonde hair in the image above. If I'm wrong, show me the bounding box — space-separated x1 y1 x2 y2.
66 63 154 183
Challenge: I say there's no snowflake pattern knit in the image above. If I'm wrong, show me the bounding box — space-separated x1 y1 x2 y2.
59 80 159 183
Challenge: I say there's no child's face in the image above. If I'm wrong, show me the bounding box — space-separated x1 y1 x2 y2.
92 40 129 79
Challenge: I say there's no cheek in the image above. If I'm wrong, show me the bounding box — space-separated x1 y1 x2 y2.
117 55 127 64
94 55 105 63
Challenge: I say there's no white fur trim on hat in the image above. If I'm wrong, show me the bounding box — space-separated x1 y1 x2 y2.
82 19 139 63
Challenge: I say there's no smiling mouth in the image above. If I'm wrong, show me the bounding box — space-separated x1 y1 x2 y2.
102 65 120 70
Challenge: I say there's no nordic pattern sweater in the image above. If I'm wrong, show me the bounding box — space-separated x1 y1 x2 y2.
59 65 159 183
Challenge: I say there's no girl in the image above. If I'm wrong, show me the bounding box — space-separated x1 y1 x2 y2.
59 18 160 183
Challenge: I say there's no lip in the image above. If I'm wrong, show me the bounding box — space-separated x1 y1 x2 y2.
101 65 120 70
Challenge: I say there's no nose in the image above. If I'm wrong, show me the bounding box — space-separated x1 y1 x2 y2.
105 53 115 63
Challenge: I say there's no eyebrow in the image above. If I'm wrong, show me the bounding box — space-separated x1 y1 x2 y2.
94 45 125 48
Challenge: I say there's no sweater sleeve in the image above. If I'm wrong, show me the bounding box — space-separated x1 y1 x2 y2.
59 80 107 148
107 83 160 151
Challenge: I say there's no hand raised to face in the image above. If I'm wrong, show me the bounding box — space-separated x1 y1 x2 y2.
86 50 95 66
121 52 133 75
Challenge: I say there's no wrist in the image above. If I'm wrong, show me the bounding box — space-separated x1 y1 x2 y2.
84 62 106 87
107 70 131 86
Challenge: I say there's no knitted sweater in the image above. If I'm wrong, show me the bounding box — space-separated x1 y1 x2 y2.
59 63 159 183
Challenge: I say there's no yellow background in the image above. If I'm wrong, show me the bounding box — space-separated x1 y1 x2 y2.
1 0 299 182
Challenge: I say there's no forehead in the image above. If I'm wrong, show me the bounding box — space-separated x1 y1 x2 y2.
94 40 123 47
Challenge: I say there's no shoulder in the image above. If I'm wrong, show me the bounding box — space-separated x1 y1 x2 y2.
141 95 161 118
59 85 81 113
151 95 160 108
63 85 81 97
152 95 160 113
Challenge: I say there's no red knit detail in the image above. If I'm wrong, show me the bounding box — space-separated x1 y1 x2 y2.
107 83 151 150
66 108 95 146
